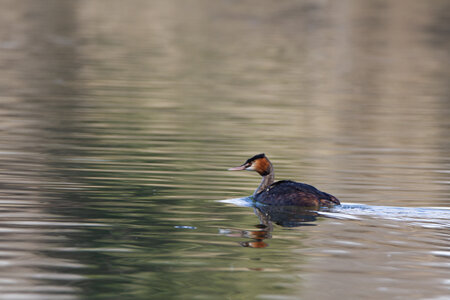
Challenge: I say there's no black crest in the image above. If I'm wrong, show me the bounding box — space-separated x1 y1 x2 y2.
245 153 266 164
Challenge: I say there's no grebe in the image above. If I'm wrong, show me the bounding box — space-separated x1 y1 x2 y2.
228 153 340 208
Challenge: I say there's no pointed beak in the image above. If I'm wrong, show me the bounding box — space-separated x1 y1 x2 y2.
228 164 247 171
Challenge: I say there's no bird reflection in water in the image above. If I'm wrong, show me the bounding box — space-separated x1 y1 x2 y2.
221 204 320 248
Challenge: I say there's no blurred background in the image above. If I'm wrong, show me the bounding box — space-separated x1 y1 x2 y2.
0 0 449 299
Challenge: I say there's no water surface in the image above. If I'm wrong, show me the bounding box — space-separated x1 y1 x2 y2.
0 1 449 299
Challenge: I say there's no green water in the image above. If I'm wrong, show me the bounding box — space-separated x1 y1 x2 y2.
0 1 449 299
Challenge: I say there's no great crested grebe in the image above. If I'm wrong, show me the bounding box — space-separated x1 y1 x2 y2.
228 153 340 208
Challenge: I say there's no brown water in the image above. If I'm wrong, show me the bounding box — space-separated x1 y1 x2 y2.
0 1 449 299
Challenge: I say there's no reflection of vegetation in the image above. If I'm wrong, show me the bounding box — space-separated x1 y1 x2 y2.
2 0 449 299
